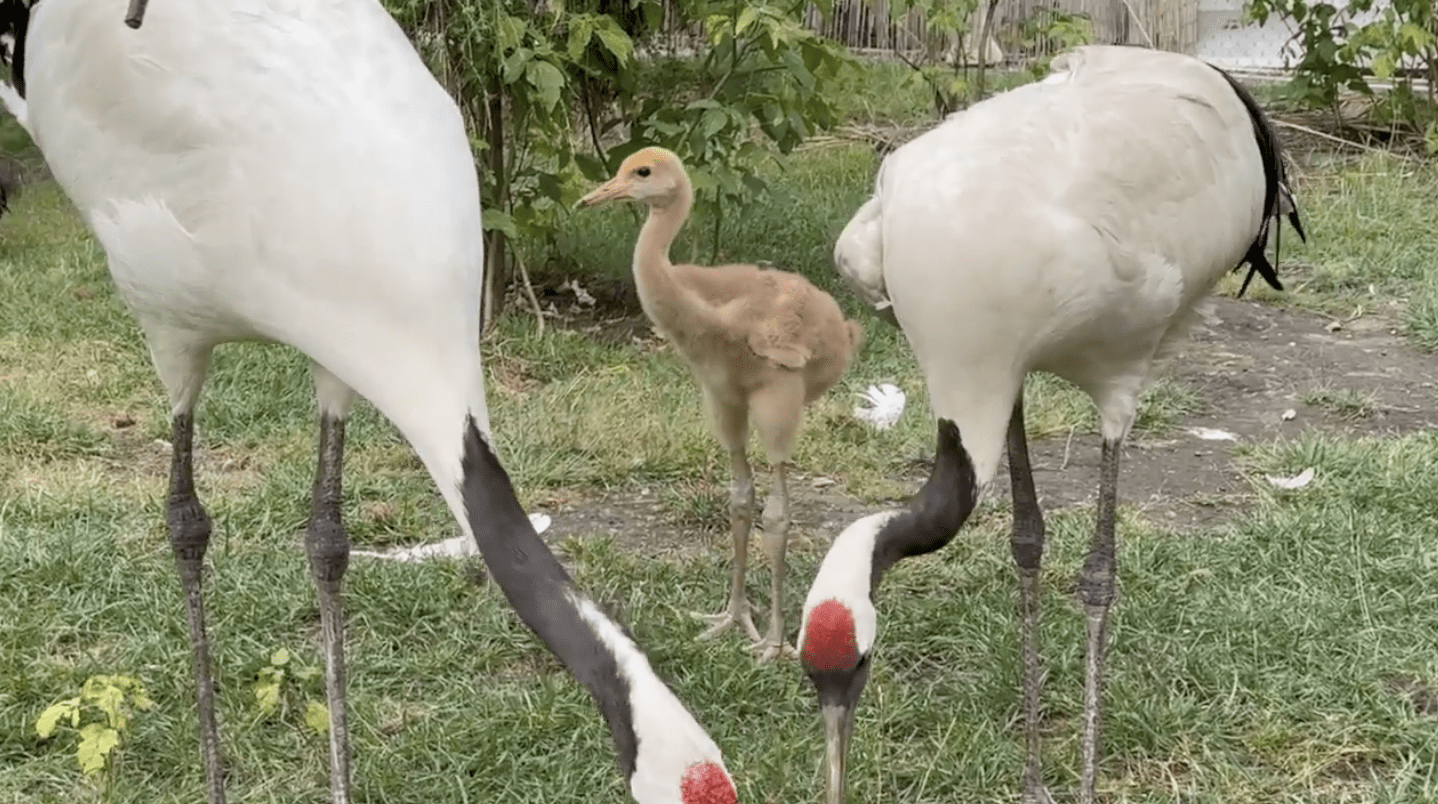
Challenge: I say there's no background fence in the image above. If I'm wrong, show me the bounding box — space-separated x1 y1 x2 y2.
646 0 1205 66
640 0 1355 76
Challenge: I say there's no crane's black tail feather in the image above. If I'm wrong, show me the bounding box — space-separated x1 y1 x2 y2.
1208 63 1308 298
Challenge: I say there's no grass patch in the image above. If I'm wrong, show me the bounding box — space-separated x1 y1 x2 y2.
1236 151 1438 350
1304 386 1380 421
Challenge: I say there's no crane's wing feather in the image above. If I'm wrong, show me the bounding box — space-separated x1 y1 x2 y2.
712 273 816 369
743 284 814 369
834 195 887 310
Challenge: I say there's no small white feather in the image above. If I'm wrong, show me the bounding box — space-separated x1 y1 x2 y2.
1266 467 1315 490
353 513 551 562
1186 427 1237 441
853 383 906 430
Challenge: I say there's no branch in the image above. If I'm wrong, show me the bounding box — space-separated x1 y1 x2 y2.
1273 118 1420 162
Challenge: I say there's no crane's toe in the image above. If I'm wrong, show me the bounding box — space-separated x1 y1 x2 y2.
750 637 797 664
692 607 762 643
1023 783 1056 804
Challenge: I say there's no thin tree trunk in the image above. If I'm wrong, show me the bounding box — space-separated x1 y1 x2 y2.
482 77 509 335
974 0 1000 101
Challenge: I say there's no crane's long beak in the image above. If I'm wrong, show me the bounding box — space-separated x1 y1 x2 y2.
125 0 150 29
822 702 855 804
577 178 630 209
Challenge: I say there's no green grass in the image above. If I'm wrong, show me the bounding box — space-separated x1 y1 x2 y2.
1240 151 1438 351
3 62 1438 804
1303 386 1380 421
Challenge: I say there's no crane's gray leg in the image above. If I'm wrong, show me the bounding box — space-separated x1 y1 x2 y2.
1078 437 1122 804
167 412 227 804
1006 397 1054 804
754 461 797 663
695 447 762 642
307 412 353 804
694 393 761 642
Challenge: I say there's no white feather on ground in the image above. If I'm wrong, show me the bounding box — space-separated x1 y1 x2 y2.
1266 467 1315 490
853 383 906 430
353 513 552 562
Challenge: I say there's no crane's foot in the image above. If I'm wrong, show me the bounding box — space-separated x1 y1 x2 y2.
1022 783 1056 804
749 636 797 664
692 606 762 643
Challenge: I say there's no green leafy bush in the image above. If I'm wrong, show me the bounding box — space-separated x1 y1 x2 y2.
1245 0 1438 150
381 0 854 307
35 674 154 780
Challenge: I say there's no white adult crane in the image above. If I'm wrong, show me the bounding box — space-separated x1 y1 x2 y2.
0 2 738 803
798 44 1306 804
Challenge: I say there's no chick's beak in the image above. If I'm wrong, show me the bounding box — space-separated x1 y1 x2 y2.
822 702 855 804
577 177 631 209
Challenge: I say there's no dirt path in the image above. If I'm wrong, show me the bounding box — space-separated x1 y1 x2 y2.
541 297 1438 557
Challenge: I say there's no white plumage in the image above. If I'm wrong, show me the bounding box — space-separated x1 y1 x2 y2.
30 0 489 462
840 46 1293 484
4 3 736 803
805 44 1305 804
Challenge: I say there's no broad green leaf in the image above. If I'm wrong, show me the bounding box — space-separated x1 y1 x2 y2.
641 0 663 30
593 19 635 63
76 724 119 775
536 172 565 205
501 47 533 85
255 670 281 716
305 701 330 734
271 648 291 667
735 6 761 35
1399 21 1434 48
496 14 527 52
481 209 519 240
574 153 610 182
704 14 730 45
566 15 595 61
525 60 566 113
92 685 124 728
36 699 77 738
1372 52 1395 79
699 108 729 140
780 48 815 93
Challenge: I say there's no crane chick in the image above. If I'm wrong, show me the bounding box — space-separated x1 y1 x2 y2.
580 147 862 662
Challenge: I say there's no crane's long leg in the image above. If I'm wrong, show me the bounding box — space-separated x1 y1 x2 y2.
1078 437 1122 804
755 461 797 663
167 412 226 804
695 446 761 642
694 392 761 642
1006 396 1054 804
306 413 353 804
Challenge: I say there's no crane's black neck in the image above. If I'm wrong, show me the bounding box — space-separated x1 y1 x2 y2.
1208 61 1308 298
458 418 640 778
807 418 976 716
869 417 977 594
0 0 30 99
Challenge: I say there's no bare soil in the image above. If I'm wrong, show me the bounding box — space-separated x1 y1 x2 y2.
534 288 1438 558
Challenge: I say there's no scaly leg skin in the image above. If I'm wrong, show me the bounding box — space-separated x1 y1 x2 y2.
694 448 761 642
306 414 353 804
1007 398 1055 804
167 413 227 804
1078 438 1122 804
754 462 797 663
